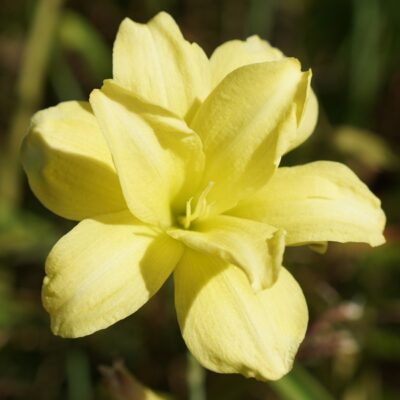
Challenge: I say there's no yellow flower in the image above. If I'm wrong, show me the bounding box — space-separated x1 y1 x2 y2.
21 12 385 381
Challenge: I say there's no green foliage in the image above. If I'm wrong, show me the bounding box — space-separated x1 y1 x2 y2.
270 365 335 400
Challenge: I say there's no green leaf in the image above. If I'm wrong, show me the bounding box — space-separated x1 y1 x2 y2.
0 200 60 259
270 364 335 400
67 348 93 400
59 11 111 83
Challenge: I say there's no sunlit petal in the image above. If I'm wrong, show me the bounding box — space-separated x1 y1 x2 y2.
43 211 183 338
286 86 318 153
168 215 284 291
113 12 210 119
210 35 283 88
21 101 126 220
231 161 386 246
210 36 318 153
175 250 308 381
90 80 205 227
191 59 309 213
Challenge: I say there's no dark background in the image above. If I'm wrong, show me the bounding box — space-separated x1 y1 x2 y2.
0 0 399 399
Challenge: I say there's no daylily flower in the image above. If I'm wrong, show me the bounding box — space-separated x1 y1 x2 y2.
21 12 385 381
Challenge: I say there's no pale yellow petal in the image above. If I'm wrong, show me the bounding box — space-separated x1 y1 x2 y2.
90 80 205 228
210 36 318 153
21 101 126 220
174 250 308 381
43 211 183 338
210 35 283 88
168 215 284 291
231 161 386 246
285 76 319 153
113 12 210 119
191 59 308 214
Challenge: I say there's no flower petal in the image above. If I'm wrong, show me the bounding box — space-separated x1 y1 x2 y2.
191 59 309 214
90 80 205 228
21 101 126 220
231 161 386 246
113 12 210 119
174 250 308 381
210 35 283 88
210 36 318 153
43 211 183 338
168 215 284 291
287 86 318 153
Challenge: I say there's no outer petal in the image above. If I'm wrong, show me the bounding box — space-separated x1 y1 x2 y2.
43 211 183 338
113 12 210 119
286 87 318 153
168 215 284 291
90 80 205 228
174 250 308 381
191 59 309 214
21 101 126 220
230 161 386 246
210 36 318 152
210 35 283 88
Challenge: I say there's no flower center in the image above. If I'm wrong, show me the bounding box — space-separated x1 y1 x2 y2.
177 181 214 229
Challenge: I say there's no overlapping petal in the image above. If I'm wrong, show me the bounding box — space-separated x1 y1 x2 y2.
191 59 309 214
286 86 318 153
43 211 183 338
113 12 210 119
21 101 126 220
90 80 205 227
168 215 284 291
210 35 283 88
231 161 386 246
174 250 308 380
210 36 318 153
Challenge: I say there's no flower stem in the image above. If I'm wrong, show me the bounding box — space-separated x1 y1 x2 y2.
187 353 206 400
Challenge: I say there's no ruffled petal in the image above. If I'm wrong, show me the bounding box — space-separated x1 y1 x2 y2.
90 80 205 227
21 101 126 220
174 250 308 381
210 36 318 153
168 215 284 291
43 211 183 338
286 86 318 153
113 12 210 119
231 161 386 246
191 59 309 214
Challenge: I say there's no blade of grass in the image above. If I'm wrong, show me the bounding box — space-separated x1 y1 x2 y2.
245 0 276 39
270 364 335 400
49 43 85 102
58 11 111 84
66 348 93 400
348 0 387 125
0 0 65 207
187 353 206 400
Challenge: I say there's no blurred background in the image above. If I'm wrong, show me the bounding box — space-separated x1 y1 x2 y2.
0 0 399 399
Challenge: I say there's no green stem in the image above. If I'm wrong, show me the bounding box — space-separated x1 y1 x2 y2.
270 364 335 400
187 353 206 400
245 0 276 39
0 0 65 207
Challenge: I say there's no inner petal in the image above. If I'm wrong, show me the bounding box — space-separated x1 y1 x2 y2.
169 215 284 291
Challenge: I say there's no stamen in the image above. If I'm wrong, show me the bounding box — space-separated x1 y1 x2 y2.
178 181 214 229
179 197 193 229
